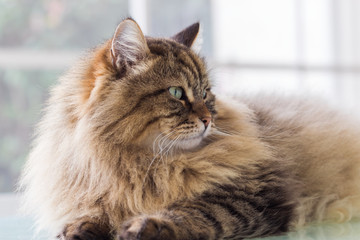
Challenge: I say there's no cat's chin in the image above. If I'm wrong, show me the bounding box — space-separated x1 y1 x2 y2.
175 136 204 150
175 125 211 150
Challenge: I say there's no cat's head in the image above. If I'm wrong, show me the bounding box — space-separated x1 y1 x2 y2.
77 18 216 151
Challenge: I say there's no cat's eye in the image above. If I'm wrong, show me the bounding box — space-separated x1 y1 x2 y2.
169 87 183 99
203 90 207 99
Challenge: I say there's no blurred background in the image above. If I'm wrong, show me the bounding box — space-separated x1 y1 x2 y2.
0 0 360 214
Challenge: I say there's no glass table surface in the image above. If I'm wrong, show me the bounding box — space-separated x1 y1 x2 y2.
1 215 359 240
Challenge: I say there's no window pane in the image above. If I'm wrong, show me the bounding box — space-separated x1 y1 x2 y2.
0 0 128 50
301 0 334 65
147 0 213 57
0 70 61 192
213 68 300 94
0 0 130 193
212 0 297 64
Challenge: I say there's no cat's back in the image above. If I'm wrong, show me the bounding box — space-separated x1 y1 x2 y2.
233 94 359 147
232 94 360 215
236 93 360 159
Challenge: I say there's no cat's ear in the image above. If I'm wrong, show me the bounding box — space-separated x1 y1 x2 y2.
172 22 202 53
111 18 150 70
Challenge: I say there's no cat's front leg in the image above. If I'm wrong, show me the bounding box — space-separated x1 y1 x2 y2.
117 209 220 240
58 217 112 240
118 179 295 240
118 215 176 240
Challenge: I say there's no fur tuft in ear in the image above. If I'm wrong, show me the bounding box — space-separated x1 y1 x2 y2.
111 18 150 71
172 22 202 52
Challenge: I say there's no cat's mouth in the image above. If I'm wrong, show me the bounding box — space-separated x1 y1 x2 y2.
175 124 211 150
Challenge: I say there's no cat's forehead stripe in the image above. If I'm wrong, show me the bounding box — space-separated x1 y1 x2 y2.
186 51 202 80
176 57 199 87
147 38 207 97
172 49 207 95
169 40 203 81
177 61 199 91
148 38 204 81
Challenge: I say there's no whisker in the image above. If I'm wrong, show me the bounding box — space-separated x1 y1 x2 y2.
163 135 181 161
152 132 166 153
143 130 179 188
213 124 303 142
154 134 181 177
153 131 174 153
212 128 232 136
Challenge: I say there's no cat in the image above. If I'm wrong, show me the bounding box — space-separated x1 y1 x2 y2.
20 18 360 240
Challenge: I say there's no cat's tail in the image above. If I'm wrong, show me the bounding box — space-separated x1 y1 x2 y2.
293 193 360 228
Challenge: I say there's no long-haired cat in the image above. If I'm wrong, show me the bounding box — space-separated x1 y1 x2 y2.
20 18 360 240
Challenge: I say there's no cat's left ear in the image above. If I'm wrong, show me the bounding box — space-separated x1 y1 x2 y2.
111 18 150 71
172 22 202 53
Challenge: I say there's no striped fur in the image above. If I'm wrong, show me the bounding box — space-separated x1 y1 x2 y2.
20 19 360 240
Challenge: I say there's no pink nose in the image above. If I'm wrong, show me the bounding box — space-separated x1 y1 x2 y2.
201 116 211 128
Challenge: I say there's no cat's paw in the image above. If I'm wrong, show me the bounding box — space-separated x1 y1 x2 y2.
118 215 176 240
57 220 112 240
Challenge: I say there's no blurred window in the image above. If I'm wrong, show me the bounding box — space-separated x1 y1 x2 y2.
212 0 360 111
0 0 129 193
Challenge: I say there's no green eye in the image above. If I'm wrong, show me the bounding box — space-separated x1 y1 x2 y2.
169 87 183 99
203 90 207 99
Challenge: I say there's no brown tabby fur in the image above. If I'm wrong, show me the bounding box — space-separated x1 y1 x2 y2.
20 19 360 240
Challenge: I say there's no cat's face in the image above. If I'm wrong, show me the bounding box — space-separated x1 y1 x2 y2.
85 19 216 151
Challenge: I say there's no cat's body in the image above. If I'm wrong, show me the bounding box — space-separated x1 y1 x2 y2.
20 19 360 240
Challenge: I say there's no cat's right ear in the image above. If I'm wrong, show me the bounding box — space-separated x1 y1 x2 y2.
110 19 150 72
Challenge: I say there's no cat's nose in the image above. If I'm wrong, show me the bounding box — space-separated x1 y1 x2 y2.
201 116 211 128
